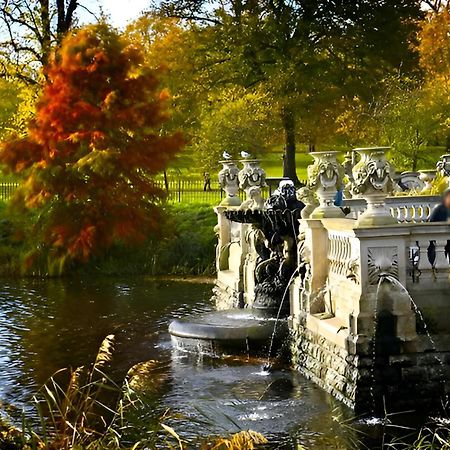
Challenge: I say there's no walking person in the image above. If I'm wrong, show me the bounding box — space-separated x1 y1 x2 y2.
203 172 211 191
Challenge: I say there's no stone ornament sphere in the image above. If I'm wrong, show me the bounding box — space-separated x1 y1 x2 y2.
307 151 344 218
218 160 241 206
238 159 267 198
352 147 396 227
418 169 437 193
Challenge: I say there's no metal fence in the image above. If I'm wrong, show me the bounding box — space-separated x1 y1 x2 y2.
155 178 226 204
0 177 306 205
154 177 307 204
0 183 19 201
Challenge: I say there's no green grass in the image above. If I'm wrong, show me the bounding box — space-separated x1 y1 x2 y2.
81 203 217 277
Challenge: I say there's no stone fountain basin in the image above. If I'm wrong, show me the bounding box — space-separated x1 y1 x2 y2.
169 308 288 356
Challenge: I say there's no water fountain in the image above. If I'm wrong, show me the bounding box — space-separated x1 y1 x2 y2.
170 163 302 357
171 149 450 415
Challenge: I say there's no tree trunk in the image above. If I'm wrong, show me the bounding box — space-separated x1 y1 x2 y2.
39 0 51 67
280 106 298 183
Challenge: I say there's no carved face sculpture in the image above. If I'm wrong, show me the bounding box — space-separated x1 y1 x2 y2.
365 157 392 190
308 153 342 191
353 152 393 195
319 161 339 189
248 186 262 201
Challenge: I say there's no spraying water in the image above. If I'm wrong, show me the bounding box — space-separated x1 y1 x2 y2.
263 267 300 372
377 274 448 406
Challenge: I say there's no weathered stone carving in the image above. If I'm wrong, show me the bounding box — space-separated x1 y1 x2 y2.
418 169 437 193
225 185 304 314
367 246 398 285
296 186 318 219
239 186 265 211
238 159 266 198
436 154 450 187
307 151 344 218
352 147 396 227
218 160 241 206
346 257 360 284
398 171 424 192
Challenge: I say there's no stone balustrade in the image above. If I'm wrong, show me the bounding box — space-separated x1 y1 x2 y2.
344 195 440 223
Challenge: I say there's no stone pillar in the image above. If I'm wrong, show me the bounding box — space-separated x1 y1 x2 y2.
352 147 396 227
307 151 344 218
301 219 330 314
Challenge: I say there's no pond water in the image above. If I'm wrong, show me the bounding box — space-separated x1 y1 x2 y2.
0 277 411 449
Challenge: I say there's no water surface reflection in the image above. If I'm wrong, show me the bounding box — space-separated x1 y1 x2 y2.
0 277 362 448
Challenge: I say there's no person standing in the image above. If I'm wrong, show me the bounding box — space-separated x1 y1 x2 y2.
203 172 211 191
429 189 450 222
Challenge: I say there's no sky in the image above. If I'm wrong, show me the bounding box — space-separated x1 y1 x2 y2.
80 0 153 28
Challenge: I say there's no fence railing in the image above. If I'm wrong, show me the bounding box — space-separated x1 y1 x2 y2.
0 183 19 201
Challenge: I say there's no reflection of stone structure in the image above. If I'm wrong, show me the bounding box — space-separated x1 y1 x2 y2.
238 159 266 198
218 160 241 206
307 151 344 218
352 147 396 227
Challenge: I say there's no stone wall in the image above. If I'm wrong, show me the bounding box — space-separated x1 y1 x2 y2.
291 319 450 414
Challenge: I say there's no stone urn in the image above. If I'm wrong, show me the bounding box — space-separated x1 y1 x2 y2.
351 147 396 227
399 171 424 192
418 169 437 193
218 160 241 206
437 154 450 187
238 159 267 199
307 151 344 218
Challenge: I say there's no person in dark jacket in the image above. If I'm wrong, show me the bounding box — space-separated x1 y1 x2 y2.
429 188 450 222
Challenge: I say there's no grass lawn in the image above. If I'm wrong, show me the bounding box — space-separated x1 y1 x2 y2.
166 144 447 181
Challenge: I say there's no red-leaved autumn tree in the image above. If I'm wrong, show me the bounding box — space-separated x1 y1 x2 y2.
0 24 183 273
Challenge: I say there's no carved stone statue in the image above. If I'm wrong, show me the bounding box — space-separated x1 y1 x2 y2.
296 186 319 219
418 169 437 193
239 186 265 211
351 147 396 227
218 160 241 206
307 151 344 218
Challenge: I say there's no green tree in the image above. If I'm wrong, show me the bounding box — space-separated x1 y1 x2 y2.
159 0 422 180
193 86 278 169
